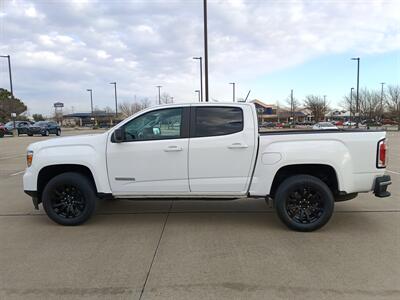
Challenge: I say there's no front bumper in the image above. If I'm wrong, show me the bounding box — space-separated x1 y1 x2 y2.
374 175 391 198
24 190 40 209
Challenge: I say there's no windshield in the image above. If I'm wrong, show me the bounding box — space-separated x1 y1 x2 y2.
5 122 13 127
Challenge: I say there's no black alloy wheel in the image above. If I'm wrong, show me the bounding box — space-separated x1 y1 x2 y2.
286 187 324 224
50 184 86 219
275 175 334 231
42 172 97 225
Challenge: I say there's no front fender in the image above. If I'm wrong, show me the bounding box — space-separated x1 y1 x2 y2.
24 144 111 193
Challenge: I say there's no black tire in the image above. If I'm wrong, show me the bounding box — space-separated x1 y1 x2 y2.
42 172 97 226
42 130 49 136
274 175 334 232
0 132 4 138
56 129 61 136
28 133 33 136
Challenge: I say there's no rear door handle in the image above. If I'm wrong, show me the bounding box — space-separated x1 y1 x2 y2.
228 143 249 149
164 145 183 152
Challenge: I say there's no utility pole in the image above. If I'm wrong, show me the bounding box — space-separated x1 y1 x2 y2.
86 89 94 127
156 85 162 104
351 57 360 128
380 82 385 121
229 82 235 102
350 87 354 125
109 82 118 118
1 55 15 130
203 0 209 102
323 95 327 121
193 57 203 102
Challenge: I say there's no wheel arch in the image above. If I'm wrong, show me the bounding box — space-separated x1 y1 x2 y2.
37 164 97 201
269 164 339 198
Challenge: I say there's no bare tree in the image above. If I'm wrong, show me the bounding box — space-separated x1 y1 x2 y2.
104 106 114 114
160 92 173 104
358 88 381 121
118 98 151 118
304 95 327 122
386 85 400 130
285 92 301 124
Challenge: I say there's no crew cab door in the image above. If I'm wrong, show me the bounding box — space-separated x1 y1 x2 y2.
107 107 190 195
188 105 257 194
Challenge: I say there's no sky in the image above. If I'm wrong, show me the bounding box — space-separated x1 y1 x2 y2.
1 0 400 116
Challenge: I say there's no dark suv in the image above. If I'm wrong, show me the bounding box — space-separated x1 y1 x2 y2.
28 121 61 136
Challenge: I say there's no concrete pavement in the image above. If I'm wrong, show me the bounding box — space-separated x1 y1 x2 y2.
0 130 399 299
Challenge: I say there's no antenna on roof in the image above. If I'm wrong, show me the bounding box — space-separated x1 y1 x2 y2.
244 90 251 102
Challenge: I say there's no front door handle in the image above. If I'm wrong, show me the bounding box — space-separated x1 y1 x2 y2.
164 145 183 152
228 143 249 149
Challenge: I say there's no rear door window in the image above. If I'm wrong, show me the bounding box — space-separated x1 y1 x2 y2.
193 107 243 137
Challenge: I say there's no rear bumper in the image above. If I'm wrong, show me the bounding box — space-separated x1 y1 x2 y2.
374 175 391 198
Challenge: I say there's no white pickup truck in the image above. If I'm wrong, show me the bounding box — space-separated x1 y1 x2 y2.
23 103 391 231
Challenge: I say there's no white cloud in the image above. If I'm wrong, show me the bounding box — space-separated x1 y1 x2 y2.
96 50 110 59
1 0 399 115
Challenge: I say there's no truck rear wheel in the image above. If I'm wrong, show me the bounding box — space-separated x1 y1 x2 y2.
274 175 334 232
42 172 97 225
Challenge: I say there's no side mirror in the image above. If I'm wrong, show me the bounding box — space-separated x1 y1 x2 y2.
114 128 125 143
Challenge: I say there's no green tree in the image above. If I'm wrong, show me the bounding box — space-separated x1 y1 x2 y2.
0 88 27 123
32 113 45 121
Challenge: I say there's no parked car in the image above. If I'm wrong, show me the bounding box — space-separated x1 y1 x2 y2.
0 123 5 138
333 121 343 126
16 121 32 136
382 119 398 125
3 121 31 136
312 122 338 130
23 103 391 231
343 121 356 126
261 122 276 128
27 121 61 136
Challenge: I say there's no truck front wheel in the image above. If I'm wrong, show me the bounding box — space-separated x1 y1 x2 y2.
42 172 97 225
274 175 334 232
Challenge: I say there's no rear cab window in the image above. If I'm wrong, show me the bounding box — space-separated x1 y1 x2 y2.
192 106 243 137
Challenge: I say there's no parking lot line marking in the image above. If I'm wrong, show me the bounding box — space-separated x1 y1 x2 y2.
10 170 25 176
386 169 400 175
0 154 24 161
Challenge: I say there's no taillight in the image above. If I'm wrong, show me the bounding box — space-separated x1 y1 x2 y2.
377 139 387 168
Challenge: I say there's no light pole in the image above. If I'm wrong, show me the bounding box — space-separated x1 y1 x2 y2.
380 82 385 120
350 87 354 125
290 89 294 126
109 82 118 118
195 90 200 102
86 89 94 126
229 82 235 102
156 85 162 104
193 57 203 102
203 0 209 102
1 55 15 130
351 57 360 128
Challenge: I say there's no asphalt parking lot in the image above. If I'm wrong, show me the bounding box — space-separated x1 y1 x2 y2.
0 130 399 300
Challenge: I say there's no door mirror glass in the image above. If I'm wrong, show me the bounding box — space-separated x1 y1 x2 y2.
114 128 125 143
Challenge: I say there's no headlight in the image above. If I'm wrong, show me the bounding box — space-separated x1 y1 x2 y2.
27 150 33 167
